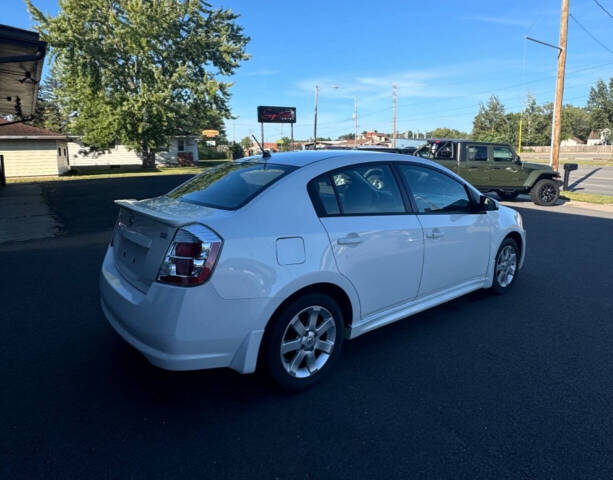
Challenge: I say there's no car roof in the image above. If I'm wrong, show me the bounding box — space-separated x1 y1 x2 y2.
424 138 511 146
242 149 392 168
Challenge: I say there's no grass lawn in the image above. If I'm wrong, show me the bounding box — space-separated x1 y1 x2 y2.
521 157 613 167
7 161 228 184
561 191 613 205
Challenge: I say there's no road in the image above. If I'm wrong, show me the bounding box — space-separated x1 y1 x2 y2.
566 165 613 196
2 176 613 479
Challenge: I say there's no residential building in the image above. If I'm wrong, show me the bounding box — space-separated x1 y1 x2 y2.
560 136 585 146
68 135 200 167
0 119 69 177
587 130 603 146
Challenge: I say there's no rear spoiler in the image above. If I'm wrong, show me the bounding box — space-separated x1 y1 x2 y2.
115 199 190 227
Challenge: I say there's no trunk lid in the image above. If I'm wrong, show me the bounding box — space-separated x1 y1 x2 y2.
111 196 230 292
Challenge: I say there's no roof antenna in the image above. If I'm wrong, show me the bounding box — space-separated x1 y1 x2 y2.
251 134 270 159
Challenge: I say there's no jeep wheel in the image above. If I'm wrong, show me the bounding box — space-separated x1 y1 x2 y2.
530 179 559 206
498 191 520 201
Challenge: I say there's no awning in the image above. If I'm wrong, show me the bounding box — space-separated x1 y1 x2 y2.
0 24 47 119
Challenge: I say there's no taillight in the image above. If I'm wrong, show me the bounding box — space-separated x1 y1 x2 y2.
157 224 222 286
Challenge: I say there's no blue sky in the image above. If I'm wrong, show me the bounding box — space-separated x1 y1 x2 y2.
5 0 613 141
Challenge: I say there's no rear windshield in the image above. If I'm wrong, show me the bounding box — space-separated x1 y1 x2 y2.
167 162 296 210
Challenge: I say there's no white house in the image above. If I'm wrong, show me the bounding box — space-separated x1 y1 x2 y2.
587 131 602 146
0 119 69 177
560 136 585 146
68 135 200 167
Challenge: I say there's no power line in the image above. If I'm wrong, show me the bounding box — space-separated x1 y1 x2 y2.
593 0 613 19
569 12 613 55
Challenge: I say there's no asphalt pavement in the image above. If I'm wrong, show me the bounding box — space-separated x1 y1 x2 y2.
566 165 613 196
2 175 613 479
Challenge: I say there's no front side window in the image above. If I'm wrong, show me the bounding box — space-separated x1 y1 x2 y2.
398 165 471 214
167 162 296 210
493 146 514 162
330 164 405 215
466 145 488 161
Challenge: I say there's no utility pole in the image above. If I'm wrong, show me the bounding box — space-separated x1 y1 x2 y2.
353 97 358 147
313 84 319 149
313 84 339 150
550 0 569 172
392 84 397 148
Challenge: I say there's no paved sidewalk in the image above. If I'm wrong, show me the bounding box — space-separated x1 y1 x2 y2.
0 183 60 243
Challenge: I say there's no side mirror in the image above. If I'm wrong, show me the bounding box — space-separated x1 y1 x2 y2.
474 194 497 212
515 156 522 164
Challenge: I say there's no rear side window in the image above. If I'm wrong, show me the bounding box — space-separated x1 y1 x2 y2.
311 176 340 215
310 164 405 216
466 145 488 161
168 162 296 210
398 165 470 214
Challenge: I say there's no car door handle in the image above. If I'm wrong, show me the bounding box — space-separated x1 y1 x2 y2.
338 234 364 245
425 229 444 240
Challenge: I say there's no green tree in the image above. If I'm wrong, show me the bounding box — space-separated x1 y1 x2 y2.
337 133 355 140
561 105 590 142
240 136 253 151
26 0 249 166
31 64 68 133
227 143 244 160
430 127 469 139
586 78 613 132
276 137 292 151
472 95 510 143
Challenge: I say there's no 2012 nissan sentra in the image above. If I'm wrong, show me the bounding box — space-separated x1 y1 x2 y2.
100 150 525 390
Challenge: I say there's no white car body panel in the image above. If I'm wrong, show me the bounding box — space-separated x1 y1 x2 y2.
321 215 424 317
100 151 526 374
416 213 491 296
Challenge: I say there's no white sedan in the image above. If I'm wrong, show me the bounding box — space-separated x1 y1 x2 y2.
100 150 525 390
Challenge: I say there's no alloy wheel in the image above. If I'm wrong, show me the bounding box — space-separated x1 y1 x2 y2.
280 305 337 378
540 184 557 204
495 245 517 288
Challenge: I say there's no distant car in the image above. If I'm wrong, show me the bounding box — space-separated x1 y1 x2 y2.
414 139 561 206
357 146 417 155
100 150 525 390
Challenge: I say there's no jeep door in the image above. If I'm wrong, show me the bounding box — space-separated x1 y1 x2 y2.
457 143 490 187
489 145 526 187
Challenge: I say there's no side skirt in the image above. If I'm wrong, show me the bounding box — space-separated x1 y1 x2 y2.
348 278 488 339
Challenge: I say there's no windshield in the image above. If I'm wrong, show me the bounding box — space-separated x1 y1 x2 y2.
167 162 297 210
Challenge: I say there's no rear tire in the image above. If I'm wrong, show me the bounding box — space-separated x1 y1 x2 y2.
498 190 520 201
530 178 559 206
490 237 519 295
263 293 345 391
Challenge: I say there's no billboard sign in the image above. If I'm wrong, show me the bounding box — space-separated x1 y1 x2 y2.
257 106 296 124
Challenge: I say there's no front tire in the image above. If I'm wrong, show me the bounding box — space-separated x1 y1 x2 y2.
530 178 559 206
490 237 519 295
263 293 345 391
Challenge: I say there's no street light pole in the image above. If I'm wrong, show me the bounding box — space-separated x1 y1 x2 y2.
313 84 319 149
392 84 397 148
313 84 338 150
551 0 569 172
524 0 569 172
353 96 358 148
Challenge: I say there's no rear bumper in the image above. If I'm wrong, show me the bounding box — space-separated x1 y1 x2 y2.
99 247 267 373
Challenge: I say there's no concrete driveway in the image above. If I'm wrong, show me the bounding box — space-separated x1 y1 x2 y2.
0 183 60 243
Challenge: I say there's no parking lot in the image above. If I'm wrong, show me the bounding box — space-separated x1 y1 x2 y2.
2 175 613 479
